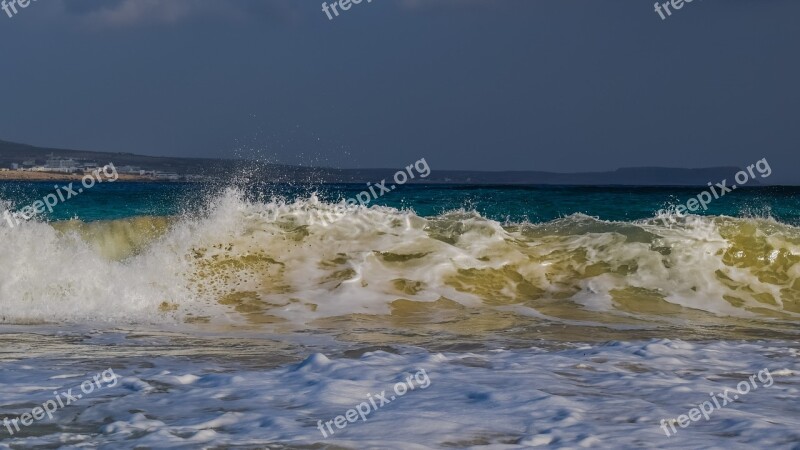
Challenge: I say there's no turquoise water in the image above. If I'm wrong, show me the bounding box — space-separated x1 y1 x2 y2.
1 181 798 224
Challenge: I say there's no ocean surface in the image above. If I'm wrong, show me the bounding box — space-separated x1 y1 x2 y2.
1 181 798 449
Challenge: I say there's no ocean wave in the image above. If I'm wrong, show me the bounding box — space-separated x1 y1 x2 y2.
1 188 799 330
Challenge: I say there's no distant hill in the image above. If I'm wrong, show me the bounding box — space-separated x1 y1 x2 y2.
419 166 761 186
0 139 763 186
0 139 230 176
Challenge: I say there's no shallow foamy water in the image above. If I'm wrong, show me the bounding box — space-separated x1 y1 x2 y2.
0 330 798 449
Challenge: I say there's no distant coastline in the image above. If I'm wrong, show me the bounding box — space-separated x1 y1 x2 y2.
0 139 774 186
0 170 171 182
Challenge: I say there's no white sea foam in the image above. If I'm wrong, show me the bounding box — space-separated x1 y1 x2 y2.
0 189 799 328
0 339 797 448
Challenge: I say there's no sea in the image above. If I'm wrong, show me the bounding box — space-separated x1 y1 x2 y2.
0 181 798 449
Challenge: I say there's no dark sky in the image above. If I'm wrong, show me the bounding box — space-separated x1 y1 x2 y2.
1 0 798 183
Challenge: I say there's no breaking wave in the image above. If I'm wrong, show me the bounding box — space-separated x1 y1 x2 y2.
1 189 799 333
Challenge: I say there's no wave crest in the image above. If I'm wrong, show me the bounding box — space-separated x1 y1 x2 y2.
1 189 799 330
